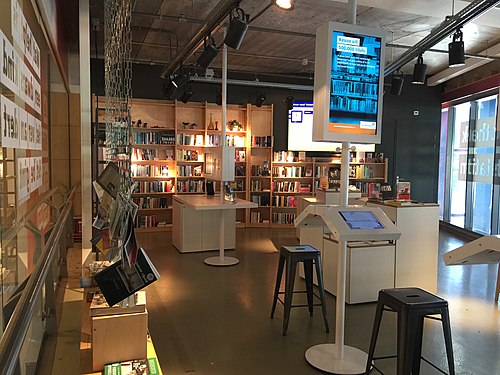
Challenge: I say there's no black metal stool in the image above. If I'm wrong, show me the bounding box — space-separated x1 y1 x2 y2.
270 245 329 336
365 287 455 375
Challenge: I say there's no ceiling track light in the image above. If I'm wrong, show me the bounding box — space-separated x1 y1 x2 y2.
412 54 427 85
180 86 193 104
273 0 294 10
390 70 404 95
216 89 222 106
163 75 177 99
255 93 266 107
197 36 219 69
448 28 465 67
173 73 190 89
223 7 249 50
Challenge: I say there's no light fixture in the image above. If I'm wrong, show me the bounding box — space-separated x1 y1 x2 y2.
390 70 404 95
273 0 294 10
180 86 193 104
223 7 249 50
412 54 427 85
197 36 219 69
255 93 266 107
173 73 190 89
448 28 465 67
286 95 294 110
163 76 177 99
216 89 222 106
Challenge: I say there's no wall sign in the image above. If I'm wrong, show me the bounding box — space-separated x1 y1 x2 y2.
17 156 42 201
1 95 42 150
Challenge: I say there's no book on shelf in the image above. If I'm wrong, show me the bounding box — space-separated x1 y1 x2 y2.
103 357 160 375
94 247 160 307
396 181 411 201
368 182 381 200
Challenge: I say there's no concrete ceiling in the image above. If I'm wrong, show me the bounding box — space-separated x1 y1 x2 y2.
89 0 500 84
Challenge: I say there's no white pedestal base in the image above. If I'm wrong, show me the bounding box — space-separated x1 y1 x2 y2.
305 343 368 374
204 256 239 266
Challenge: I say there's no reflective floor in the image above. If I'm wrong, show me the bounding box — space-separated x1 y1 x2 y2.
135 228 500 375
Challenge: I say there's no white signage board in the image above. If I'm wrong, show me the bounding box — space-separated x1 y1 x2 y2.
1 95 20 148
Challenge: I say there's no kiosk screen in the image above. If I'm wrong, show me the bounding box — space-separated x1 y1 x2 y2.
339 210 384 230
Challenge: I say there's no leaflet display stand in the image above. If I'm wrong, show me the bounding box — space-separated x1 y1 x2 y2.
295 205 401 374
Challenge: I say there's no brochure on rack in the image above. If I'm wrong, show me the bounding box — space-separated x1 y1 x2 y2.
94 247 160 307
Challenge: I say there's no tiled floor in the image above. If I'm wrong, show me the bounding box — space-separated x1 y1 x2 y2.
126 228 500 375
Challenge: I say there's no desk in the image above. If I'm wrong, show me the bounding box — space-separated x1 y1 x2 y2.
172 195 257 265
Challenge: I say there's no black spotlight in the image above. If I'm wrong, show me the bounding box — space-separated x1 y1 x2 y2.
163 76 177 99
255 93 266 107
449 28 465 67
286 95 294 110
173 73 190 89
390 71 404 95
180 86 193 104
216 90 222 106
197 36 219 69
412 54 427 85
223 7 249 50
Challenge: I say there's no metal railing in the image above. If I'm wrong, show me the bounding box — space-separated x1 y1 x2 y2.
0 185 78 374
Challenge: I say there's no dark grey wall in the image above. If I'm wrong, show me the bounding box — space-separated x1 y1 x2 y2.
91 59 442 202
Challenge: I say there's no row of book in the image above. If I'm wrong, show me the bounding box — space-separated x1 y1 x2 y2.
250 180 269 191
249 211 269 224
131 165 170 177
273 181 311 193
251 135 273 147
177 165 202 177
133 130 175 145
176 149 202 161
330 95 377 114
272 212 296 224
250 163 270 176
332 80 378 98
349 165 377 179
131 148 172 161
271 195 297 207
229 180 244 191
132 197 169 209
177 133 204 146
135 214 159 228
133 180 174 193
250 194 270 206
176 179 204 193
273 151 296 163
272 166 311 178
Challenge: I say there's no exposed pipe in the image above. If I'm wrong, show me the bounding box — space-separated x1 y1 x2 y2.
159 0 241 79
189 75 313 91
385 0 500 76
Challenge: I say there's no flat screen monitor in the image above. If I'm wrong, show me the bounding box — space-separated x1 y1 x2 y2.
313 22 385 144
339 210 384 230
288 101 375 152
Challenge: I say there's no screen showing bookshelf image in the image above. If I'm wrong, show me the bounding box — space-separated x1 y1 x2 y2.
176 179 205 193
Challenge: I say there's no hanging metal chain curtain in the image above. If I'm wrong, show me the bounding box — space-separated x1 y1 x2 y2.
104 0 132 189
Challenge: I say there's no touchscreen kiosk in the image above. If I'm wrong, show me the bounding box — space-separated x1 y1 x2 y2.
295 205 400 242
443 235 500 266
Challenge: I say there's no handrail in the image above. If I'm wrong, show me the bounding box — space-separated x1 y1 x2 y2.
1 187 59 245
0 185 78 374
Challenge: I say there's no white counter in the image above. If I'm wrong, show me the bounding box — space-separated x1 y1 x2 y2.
172 195 257 253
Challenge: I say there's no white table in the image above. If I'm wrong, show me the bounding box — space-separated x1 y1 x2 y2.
172 195 257 266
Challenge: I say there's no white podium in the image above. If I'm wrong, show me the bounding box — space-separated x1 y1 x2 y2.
295 205 401 374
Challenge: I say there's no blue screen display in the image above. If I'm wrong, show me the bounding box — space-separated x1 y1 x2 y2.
329 31 382 135
339 210 384 230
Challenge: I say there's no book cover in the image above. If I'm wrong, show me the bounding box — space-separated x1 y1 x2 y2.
368 183 381 200
96 162 121 199
122 215 138 267
396 181 411 201
104 357 160 375
94 247 160 307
